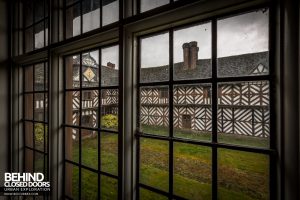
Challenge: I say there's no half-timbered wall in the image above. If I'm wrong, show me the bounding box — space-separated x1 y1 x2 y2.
72 89 119 129
139 82 270 137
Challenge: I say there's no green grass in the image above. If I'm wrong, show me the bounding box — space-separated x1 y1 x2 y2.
142 124 269 148
67 126 269 200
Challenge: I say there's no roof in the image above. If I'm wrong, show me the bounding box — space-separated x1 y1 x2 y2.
59 51 269 87
140 51 269 82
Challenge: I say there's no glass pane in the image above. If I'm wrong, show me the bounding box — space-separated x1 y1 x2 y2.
34 123 45 152
45 63 48 90
65 163 79 200
140 33 169 83
217 81 270 148
34 152 44 173
217 9 269 77
24 0 33 27
45 0 49 17
173 23 212 80
218 149 269 200
173 84 212 141
139 188 168 200
140 0 169 12
81 90 99 128
25 149 34 173
101 132 118 175
66 0 79 6
140 138 169 192
102 0 119 26
34 21 45 49
24 94 33 120
100 89 118 131
65 91 80 126
25 122 33 148
34 63 45 91
34 93 45 121
25 27 33 53
45 124 48 153
82 0 100 33
66 3 81 39
45 20 49 46
100 176 118 199
25 65 33 91
174 143 212 199
45 93 48 122
101 45 119 86
81 169 98 199
140 86 169 136
82 50 99 87
66 54 80 89
44 155 49 180
34 0 44 22
81 129 98 169
65 127 79 163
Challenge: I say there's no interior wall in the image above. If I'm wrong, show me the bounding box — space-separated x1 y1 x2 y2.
283 0 300 199
0 0 10 199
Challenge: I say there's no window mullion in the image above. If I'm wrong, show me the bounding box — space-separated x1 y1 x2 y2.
168 28 174 200
211 18 218 200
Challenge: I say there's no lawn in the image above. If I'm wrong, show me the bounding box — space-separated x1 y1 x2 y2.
67 126 269 200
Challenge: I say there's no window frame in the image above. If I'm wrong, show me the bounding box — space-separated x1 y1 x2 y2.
22 60 49 198
11 0 281 199
62 43 122 200
135 6 276 200
22 0 50 53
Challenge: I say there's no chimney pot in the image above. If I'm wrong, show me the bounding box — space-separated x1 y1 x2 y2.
189 41 199 69
182 43 190 69
107 62 115 69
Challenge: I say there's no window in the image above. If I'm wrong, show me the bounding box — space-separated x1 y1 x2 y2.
140 0 169 13
203 86 211 99
23 62 49 199
65 0 119 39
83 91 93 100
22 0 49 53
64 45 120 199
11 0 281 199
160 88 169 99
137 8 272 199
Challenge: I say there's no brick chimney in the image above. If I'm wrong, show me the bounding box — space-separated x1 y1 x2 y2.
107 62 115 69
189 41 199 69
182 43 190 69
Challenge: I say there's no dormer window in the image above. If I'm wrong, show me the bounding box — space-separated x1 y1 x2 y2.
252 63 268 75
83 91 93 100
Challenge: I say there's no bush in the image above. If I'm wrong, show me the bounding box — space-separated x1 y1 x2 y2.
101 114 118 129
34 123 44 143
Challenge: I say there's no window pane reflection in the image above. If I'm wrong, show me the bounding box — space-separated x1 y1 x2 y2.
140 0 169 12
102 0 119 26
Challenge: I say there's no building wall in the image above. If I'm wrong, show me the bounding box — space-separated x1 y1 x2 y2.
140 82 270 137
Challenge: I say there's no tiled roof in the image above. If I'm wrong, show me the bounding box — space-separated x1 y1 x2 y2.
140 51 269 82
65 51 269 86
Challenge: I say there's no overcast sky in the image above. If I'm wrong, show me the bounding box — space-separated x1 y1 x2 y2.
84 9 268 69
141 9 269 68
88 46 119 69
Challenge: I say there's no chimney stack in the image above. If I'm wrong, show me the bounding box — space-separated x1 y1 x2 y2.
182 43 190 69
107 62 115 69
189 41 199 69
182 41 199 70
